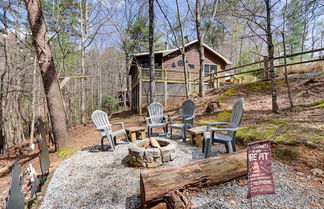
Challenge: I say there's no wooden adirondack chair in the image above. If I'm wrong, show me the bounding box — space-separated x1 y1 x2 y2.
91 110 128 151
203 98 244 158
145 102 168 137
170 99 196 142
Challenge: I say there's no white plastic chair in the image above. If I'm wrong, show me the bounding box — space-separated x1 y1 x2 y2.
91 110 128 150
145 102 168 137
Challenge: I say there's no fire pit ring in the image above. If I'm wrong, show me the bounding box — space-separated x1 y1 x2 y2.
128 138 178 168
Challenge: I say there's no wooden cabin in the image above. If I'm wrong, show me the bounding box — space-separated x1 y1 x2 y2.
129 40 231 114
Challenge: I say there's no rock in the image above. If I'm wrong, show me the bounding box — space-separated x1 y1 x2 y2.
311 168 323 178
296 172 304 176
205 101 220 113
152 148 161 157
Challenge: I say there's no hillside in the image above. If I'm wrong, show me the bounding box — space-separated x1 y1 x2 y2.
168 72 324 170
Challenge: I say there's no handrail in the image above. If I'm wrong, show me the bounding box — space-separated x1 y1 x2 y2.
194 47 324 85
214 57 324 80
216 47 324 75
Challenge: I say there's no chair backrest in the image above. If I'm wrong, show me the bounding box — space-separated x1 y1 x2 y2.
228 98 244 137
91 110 112 132
148 102 164 124
182 99 195 119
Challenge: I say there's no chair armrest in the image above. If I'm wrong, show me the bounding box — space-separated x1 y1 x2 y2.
206 122 229 131
163 115 168 123
112 122 125 129
96 125 109 132
184 116 195 121
170 115 180 124
144 117 151 125
210 127 238 132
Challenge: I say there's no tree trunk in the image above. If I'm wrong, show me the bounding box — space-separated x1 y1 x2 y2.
300 22 307 61
196 0 205 98
282 0 293 109
125 54 132 108
23 0 70 149
149 0 155 103
80 0 88 123
140 150 247 207
29 55 38 147
265 0 279 113
176 0 189 98
281 32 294 109
97 54 102 108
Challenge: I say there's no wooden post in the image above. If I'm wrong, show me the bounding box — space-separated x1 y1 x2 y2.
128 75 132 108
263 56 269 80
164 82 167 107
139 80 142 115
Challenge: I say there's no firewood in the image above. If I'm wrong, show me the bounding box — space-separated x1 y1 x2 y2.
143 140 151 149
150 137 161 148
140 150 247 207
149 202 167 209
165 190 192 209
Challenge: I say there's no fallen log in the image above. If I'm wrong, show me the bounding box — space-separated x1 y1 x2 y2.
140 150 247 208
0 162 15 177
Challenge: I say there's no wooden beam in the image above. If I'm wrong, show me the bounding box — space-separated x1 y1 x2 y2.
59 75 95 89
139 80 142 114
58 75 95 79
59 77 71 89
164 82 167 107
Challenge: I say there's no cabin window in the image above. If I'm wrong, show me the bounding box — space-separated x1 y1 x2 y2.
189 64 195 69
171 62 176 67
204 64 217 74
178 60 184 66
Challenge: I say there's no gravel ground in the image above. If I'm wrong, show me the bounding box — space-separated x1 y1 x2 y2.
40 136 324 209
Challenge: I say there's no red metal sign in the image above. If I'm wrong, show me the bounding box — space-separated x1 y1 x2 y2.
247 140 275 198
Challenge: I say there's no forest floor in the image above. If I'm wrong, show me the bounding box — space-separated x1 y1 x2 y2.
0 72 323 208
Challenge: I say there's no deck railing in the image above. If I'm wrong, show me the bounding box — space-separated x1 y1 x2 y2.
194 47 324 88
136 68 200 83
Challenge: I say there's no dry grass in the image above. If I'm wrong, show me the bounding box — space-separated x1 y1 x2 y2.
287 61 324 74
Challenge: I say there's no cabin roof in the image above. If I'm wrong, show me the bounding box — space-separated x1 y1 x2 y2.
131 40 231 65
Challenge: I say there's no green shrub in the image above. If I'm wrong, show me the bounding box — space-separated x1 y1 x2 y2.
102 96 118 113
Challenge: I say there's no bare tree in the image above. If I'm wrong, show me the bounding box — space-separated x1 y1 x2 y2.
228 0 279 112
265 0 279 113
176 0 189 98
281 0 293 109
102 0 146 109
80 0 88 124
186 0 219 97
195 0 205 97
156 0 189 97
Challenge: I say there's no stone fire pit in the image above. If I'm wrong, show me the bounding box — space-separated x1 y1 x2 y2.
128 138 178 168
